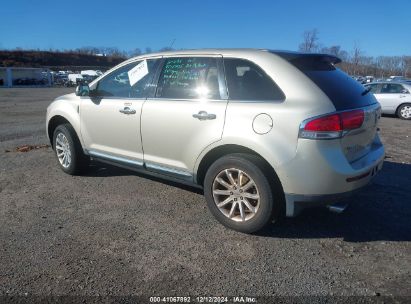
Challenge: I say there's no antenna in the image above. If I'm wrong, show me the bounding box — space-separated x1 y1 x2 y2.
169 39 176 49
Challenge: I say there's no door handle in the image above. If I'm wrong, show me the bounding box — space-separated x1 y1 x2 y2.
119 107 136 115
192 111 216 120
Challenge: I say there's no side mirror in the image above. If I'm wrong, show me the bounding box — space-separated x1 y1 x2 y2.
75 84 90 96
401 89 409 94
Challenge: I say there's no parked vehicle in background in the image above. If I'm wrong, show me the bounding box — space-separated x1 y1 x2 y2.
81 70 103 77
67 73 83 86
352 76 366 84
54 74 69 86
46 49 385 233
387 76 407 82
365 82 411 119
81 70 103 83
81 74 99 83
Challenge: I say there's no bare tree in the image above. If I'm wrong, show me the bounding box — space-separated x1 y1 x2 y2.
320 45 349 61
321 45 340 56
360 56 375 75
376 56 389 78
400 56 411 77
128 48 142 57
350 43 363 76
76 46 100 55
298 29 319 53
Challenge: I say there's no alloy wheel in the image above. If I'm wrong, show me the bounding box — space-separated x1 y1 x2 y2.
55 132 72 168
212 168 260 222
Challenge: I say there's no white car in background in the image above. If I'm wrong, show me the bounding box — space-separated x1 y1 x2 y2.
365 82 411 119
67 73 83 86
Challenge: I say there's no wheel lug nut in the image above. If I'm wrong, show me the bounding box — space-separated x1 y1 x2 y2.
233 186 237 190
239 189 243 193
234 198 237 201
230 192 233 195
240 197 243 200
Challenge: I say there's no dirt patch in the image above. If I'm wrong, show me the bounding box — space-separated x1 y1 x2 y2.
5 144 50 153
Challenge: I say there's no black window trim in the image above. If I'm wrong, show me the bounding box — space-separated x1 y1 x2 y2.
222 56 286 103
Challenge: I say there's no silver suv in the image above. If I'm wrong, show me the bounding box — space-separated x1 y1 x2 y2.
46 49 385 233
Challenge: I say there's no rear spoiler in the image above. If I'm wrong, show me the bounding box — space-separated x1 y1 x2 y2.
270 51 342 65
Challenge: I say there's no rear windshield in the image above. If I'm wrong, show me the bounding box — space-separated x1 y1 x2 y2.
274 52 377 111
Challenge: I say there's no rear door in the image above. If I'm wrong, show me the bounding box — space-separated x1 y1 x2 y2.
141 55 228 180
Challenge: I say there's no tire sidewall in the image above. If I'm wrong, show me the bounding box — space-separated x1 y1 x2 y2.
53 124 78 175
204 155 274 233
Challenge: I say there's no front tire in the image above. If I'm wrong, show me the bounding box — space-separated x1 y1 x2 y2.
204 154 281 233
397 103 411 120
53 124 88 175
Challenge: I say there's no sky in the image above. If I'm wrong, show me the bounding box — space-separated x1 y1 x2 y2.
1 0 410 57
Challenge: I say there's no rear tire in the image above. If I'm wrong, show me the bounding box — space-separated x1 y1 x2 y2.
53 124 89 175
204 153 281 233
397 103 411 120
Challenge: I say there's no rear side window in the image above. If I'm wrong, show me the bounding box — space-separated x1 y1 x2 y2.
156 57 221 99
380 83 404 94
276 53 377 110
223 58 285 101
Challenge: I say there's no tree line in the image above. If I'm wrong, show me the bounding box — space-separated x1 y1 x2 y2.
298 29 411 78
30 46 174 59
0 49 125 69
2 35 410 78
0 46 173 69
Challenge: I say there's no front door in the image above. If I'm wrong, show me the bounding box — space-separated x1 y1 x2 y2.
80 58 161 166
141 56 228 180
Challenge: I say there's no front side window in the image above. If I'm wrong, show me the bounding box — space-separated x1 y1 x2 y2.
94 59 160 98
380 83 404 94
156 57 221 99
223 58 285 101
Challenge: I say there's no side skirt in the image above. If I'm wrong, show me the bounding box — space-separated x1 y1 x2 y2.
86 150 202 191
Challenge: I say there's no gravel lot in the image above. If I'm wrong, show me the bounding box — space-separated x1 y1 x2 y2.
0 88 410 300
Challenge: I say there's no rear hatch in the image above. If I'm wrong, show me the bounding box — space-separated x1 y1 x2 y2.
274 51 381 163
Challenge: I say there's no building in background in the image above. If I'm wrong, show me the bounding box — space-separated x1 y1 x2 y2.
0 67 52 87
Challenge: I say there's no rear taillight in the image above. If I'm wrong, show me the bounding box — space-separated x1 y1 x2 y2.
299 109 365 139
341 109 364 130
304 114 342 132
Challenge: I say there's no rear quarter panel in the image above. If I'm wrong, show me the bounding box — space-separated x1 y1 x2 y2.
194 52 336 185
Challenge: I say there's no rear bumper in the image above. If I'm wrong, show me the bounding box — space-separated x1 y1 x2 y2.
278 133 385 217
284 188 357 217
283 159 383 217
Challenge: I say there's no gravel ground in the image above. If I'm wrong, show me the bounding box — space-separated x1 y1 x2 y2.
0 88 410 301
